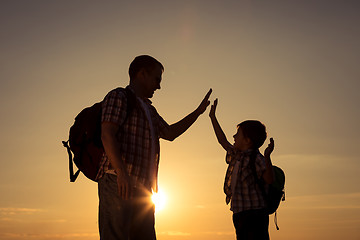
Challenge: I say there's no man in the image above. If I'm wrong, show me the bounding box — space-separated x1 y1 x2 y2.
97 55 212 240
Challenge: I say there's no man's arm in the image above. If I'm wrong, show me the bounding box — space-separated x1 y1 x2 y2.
263 138 275 184
209 98 232 151
101 122 132 199
162 89 212 141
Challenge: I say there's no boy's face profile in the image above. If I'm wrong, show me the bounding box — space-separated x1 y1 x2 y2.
233 127 252 151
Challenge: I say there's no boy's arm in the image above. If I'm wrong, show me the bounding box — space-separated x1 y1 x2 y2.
162 89 212 141
263 138 275 184
209 99 232 151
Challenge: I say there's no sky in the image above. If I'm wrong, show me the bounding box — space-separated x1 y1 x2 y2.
0 0 359 239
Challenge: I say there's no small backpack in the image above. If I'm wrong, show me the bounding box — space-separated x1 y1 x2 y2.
266 166 285 215
250 153 285 230
62 87 136 182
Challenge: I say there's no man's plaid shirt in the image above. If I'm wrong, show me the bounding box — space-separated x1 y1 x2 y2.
224 148 267 213
96 86 170 191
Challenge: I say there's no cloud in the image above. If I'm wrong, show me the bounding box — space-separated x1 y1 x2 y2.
158 231 191 236
0 232 98 239
0 207 66 223
204 231 234 236
0 208 43 216
287 192 360 200
284 192 360 210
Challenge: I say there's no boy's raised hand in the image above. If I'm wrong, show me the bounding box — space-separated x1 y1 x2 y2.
209 98 218 118
264 137 275 158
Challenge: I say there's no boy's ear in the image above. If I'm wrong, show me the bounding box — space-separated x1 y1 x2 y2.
244 137 253 147
141 68 147 78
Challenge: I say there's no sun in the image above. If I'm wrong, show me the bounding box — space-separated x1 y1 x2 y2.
151 188 167 212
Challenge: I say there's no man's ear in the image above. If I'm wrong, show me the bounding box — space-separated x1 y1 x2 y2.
136 68 147 80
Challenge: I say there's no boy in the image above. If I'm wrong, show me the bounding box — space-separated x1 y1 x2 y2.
209 99 275 240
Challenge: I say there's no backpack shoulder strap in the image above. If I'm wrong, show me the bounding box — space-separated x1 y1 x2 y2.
249 150 267 197
114 87 136 136
124 86 136 119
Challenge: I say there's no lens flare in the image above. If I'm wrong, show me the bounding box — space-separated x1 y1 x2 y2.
151 189 167 211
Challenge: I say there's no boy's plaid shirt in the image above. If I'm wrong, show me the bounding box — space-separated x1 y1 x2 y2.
96 87 170 191
224 148 267 213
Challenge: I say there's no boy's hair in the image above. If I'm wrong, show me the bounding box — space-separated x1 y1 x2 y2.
238 120 267 149
129 55 164 80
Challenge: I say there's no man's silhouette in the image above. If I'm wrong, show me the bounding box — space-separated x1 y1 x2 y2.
97 55 212 240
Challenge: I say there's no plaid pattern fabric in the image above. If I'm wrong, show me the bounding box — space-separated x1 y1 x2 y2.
96 86 169 191
223 148 267 213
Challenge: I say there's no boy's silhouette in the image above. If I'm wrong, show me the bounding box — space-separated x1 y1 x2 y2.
209 98 275 240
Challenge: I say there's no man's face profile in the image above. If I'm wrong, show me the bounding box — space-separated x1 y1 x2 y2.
142 65 163 98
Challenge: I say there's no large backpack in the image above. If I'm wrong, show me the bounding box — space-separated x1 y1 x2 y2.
62 87 136 182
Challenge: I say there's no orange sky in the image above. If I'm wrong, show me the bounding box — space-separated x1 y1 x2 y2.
0 1 359 240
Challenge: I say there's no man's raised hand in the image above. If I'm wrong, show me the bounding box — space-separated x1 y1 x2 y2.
196 88 212 115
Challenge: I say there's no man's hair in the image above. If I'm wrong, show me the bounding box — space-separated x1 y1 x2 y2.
128 55 164 80
238 120 267 149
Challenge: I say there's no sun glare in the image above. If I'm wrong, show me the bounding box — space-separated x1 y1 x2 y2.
152 189 167 212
